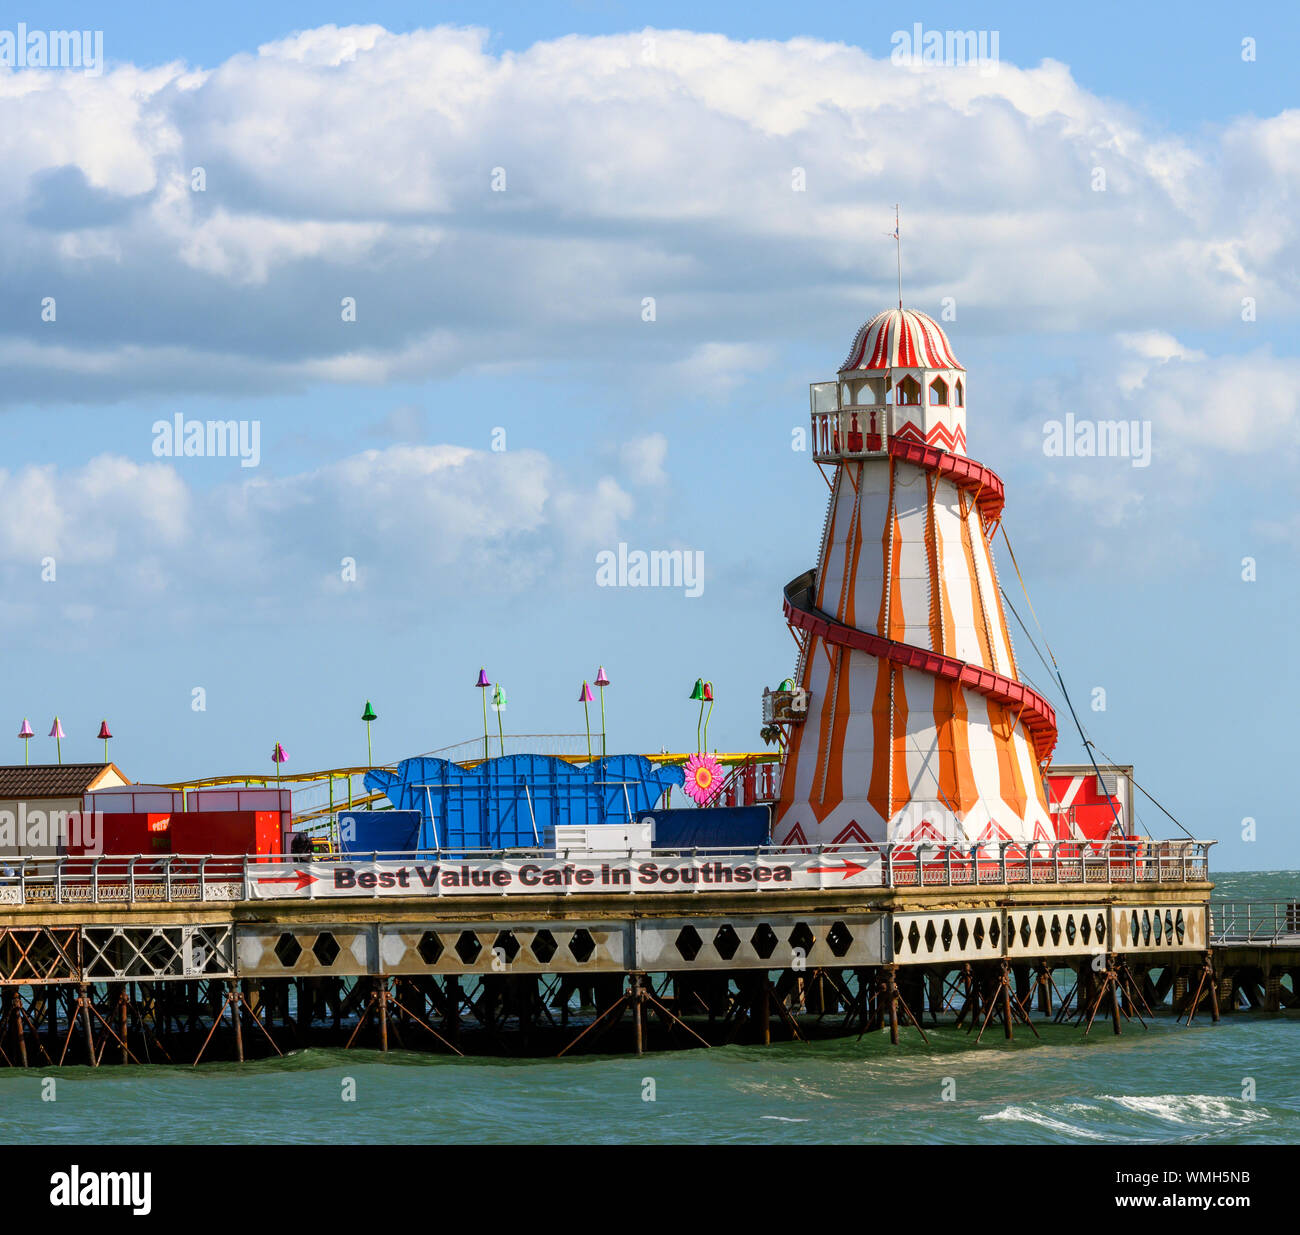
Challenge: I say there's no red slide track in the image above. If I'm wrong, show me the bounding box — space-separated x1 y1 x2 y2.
888 436 1005 523
784 570 1058 763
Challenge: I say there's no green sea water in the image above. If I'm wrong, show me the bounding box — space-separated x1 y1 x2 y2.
1 870 1296 1145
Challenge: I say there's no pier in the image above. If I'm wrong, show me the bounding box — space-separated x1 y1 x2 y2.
0 839 1258 1065
1205 901 1300 1014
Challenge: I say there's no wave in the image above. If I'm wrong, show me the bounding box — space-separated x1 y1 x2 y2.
1097 1094 1266 1126
980 1093 1267 1142
980 1102 1112 1141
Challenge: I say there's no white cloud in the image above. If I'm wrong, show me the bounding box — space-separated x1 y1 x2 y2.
0 456 190 562
0 443 637 626
668 343 769 401
0 26 1297 406
1006 330 1299 580
620 433 668 486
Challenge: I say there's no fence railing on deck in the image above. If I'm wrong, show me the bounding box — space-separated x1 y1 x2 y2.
0 839 1213 907
1210 900 1300 944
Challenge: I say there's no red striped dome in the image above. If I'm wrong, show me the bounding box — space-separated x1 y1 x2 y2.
840 308 963 372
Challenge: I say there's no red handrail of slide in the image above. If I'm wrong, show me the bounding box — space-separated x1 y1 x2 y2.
784 573 1058 763
888 437 1005 522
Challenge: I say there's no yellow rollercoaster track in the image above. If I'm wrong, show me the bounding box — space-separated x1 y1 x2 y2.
161 752 782 824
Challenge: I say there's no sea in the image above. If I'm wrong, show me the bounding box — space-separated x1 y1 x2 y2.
1 870 1296 1145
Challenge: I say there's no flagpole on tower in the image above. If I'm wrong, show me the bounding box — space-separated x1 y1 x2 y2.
894 203 903 309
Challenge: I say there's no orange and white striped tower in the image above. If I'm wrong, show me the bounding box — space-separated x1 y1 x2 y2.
774 309 1058 851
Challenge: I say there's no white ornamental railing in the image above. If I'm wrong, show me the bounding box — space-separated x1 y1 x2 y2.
0 839 1214 907
809 405 896 461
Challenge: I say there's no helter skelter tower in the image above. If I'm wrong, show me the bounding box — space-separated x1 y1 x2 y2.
774 307 1059 851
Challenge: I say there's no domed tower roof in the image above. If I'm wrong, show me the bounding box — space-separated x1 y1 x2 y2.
839 308 964 373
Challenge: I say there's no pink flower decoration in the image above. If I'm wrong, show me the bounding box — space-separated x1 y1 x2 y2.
682 753 724 805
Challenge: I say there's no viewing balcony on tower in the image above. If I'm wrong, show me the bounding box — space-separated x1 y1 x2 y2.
809 381 896 462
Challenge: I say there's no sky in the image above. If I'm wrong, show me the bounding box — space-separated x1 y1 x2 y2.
1 3 1296 868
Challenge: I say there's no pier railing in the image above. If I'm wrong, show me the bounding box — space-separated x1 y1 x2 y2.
0 839 1213 907
1210 900 1300 945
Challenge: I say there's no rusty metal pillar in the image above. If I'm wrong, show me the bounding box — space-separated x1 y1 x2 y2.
446 976 460 1046
232 980 245 1062
1109 958 1122 1036
884 965 900 1045
631 973 644 1056
927 971 944 1026
118 987 129 1065
378 978 389 1052
1035 961 1051 1015
11 989 29 1068
79 984 97 1067
1000 960 1014 1041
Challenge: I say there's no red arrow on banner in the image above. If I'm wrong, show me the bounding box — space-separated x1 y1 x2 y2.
256 870 317 891
807 858 867 879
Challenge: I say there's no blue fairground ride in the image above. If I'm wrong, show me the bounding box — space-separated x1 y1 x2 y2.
360 754 681 850
334 752 772 854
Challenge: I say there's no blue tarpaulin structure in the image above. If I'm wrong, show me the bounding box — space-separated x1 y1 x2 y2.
639 806 772 850
337 810 422 855
365 754 683 850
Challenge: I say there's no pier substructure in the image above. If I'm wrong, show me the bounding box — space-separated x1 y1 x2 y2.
0 878 1225 1063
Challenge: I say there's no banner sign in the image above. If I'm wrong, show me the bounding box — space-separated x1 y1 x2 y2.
245 853 878 900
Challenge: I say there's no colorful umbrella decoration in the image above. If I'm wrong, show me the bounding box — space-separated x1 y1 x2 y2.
97 719 113 763
578 680 595 760
689 678 705 751
682 752 724 806
702 681 715 752
49 716 65 765
17 718 33 765
361 700 377 766
491 683 507 756
594 665 610 757
272 740 288 786
475 668 492 760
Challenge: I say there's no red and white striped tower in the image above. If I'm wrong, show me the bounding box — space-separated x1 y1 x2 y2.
775 309 1058 851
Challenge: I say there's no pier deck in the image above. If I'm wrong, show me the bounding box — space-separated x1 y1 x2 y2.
0 841 1281 1064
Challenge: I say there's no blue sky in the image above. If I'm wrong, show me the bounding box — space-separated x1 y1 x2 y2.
3 3 1297 868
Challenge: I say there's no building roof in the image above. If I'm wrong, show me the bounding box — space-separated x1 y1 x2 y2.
840 308 964 372
0 763 128 799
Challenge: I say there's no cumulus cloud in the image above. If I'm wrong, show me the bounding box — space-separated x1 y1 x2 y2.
619 433 668 486
0 443 636 627
1000 327 1300 581
0 25 1297 407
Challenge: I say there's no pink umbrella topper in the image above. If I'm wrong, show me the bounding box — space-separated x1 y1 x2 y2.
272 742 289 764
682 753 725 805
578 681 595 703
48 717 65 739
594 666 610 687
18 718 33 739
